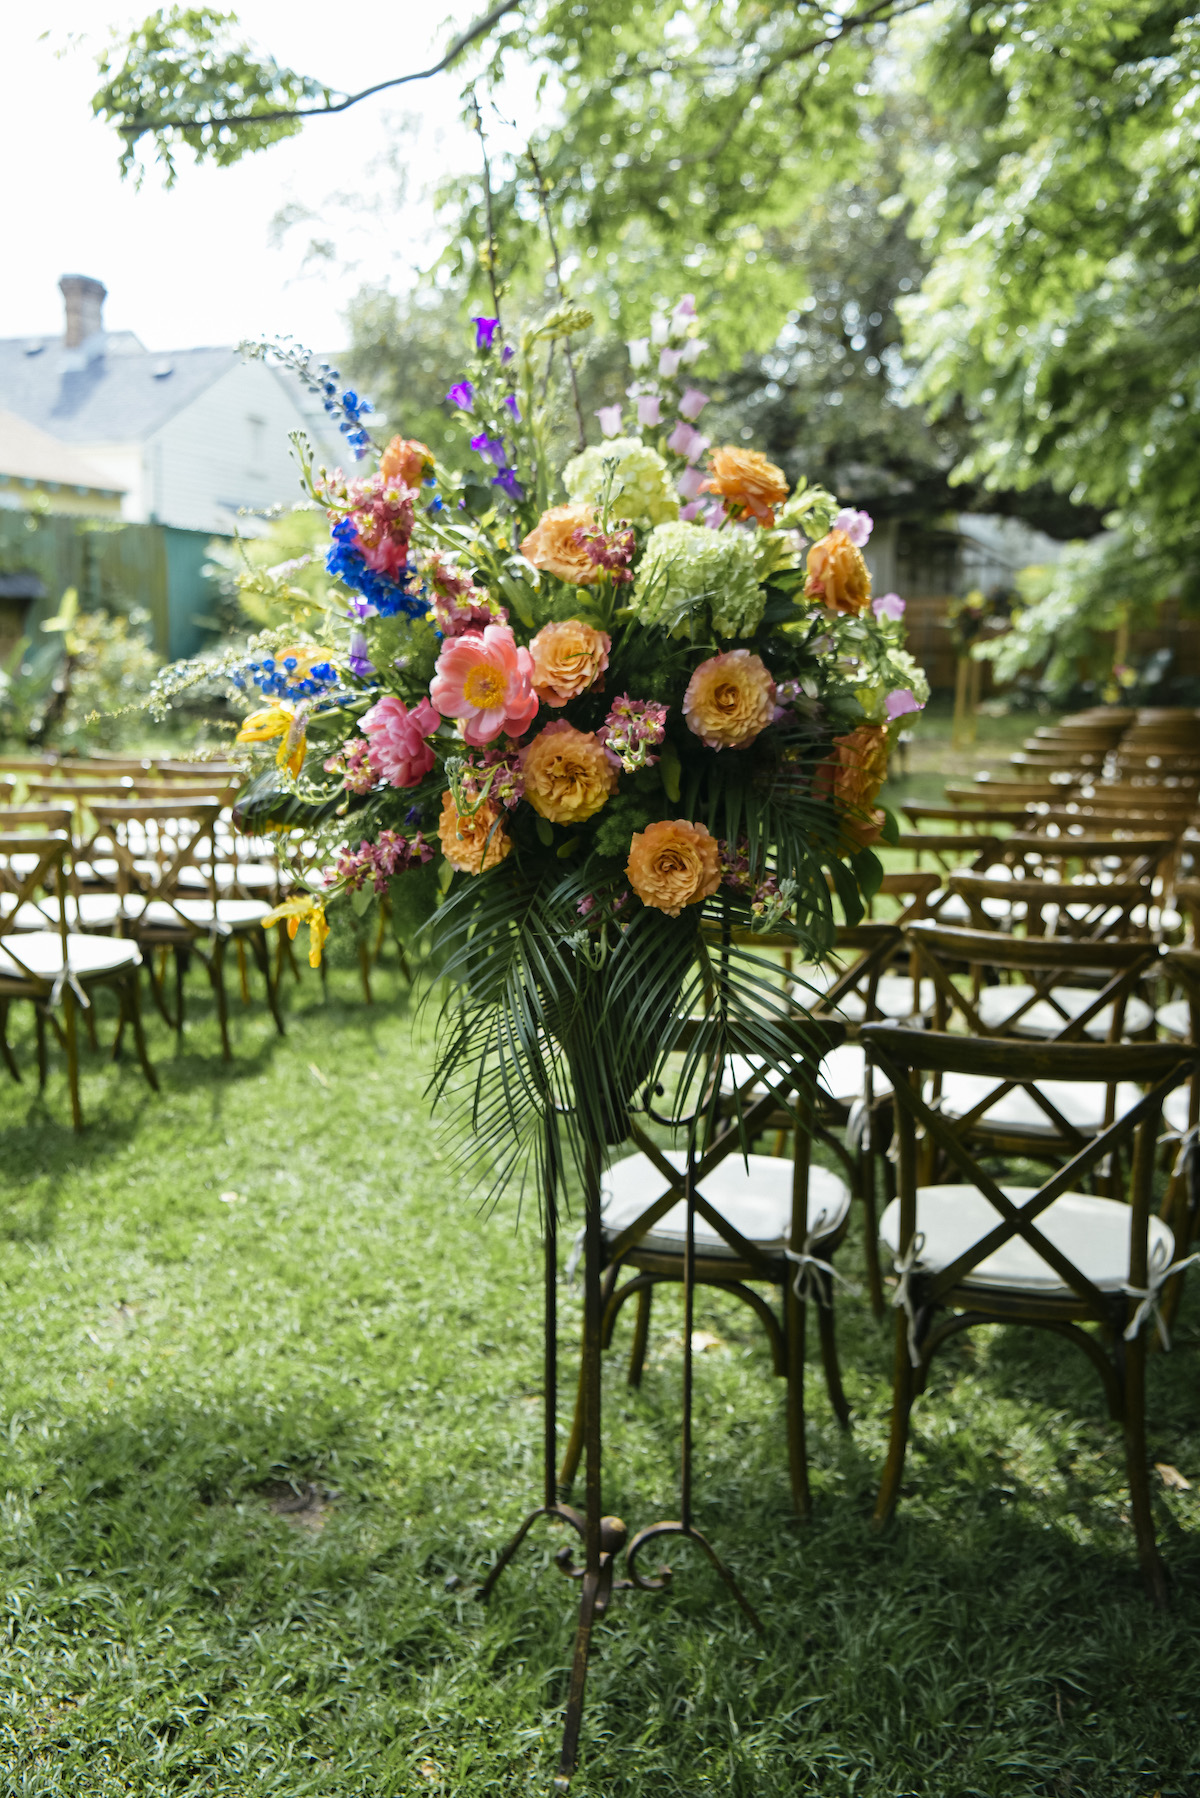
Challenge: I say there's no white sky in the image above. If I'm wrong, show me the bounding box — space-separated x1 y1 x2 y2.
1 3 491 354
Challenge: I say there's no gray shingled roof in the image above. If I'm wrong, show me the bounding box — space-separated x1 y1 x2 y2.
0 334 239 445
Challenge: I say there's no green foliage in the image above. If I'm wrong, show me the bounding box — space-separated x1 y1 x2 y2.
903 2 1200 602
92 6 330 185
0 967 1198 1793
204 507 338 633
0 593 163 751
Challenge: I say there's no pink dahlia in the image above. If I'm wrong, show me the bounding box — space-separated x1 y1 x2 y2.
430 622 539 747
359 695 440 788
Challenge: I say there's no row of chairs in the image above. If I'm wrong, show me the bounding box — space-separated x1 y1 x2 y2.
558 709 1200 1598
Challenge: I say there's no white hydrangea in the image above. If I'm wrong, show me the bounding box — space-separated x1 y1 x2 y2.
632 521 765 638
562 437 679 529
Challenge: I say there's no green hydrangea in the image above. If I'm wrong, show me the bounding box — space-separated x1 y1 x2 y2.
562 437 679 529
632 521 765 638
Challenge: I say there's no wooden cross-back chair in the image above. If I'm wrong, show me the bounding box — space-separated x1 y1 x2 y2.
0 809 156 1129
945 779 1081 806
559 1017 854 1519
81 800 284 1057
863 1025 1198 1603
944 872 1157 941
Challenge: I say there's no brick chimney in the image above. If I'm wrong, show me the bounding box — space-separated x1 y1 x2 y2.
59 274 107 348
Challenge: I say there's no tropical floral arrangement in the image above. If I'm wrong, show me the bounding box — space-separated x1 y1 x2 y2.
155 296 927 1174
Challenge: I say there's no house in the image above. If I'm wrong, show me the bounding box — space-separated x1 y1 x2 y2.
0 275 339 536
0 408 127 518
0 276 343 657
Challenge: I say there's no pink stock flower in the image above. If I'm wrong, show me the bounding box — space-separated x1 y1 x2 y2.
430 622 538 746
636 394 663 428
658 347 683 378
872 591 906 622
885 688 922 721
595 404 623 437
832 507 873 548
679 499 705 521
678 388 709 421
671 294 697 327
677 465 707 501
359 694 440 788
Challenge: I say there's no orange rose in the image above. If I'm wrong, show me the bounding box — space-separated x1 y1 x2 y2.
438 790 512 874
519 504 602 585
626 819 722 916
804 529 872 615
521 722 618 825
380 436 435 488
683 650 775 750
528 619 611 707
816 724 890 848
702 446 789 527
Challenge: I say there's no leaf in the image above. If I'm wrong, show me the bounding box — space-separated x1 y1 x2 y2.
535 816 554 847
350 884 375 917
852 847 884 903
828 855 864 926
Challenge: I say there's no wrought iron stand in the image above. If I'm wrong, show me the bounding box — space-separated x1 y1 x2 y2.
477 1104 764 1789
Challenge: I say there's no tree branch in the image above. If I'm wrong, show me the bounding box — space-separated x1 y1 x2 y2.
117 0 521 138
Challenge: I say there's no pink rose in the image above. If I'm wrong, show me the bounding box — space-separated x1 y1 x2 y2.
359 695 440 788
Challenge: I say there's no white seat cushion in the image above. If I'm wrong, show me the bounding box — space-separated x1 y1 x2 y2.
139 897 270 929
1164 1083 1195 1134
0 932 141 979
934 892 1023 924
0 899 53 930
175 862 278 892
936 1072 1146 1137
975 982 1154 1039
721 1046 892 1109
1158 998 1192 1041
601 1148 851 1259
794 967 935 1022
880 1183 1175 1298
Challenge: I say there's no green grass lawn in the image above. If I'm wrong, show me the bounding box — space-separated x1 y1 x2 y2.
1 939 1198 1796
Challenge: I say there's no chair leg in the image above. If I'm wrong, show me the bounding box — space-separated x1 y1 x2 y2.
0 1001 21 1083
35 1007 48 1090
859 1142 885 1320
783 1278 811 1519
815 1286 851 1429
208 940 232 1060
627 1285 653 1387
126 971 159 1092
63 986 83 1133
250 928 286 1036
235 937 251 1005
873 1313 918 1528
358 939 373 1004
174 946 188 1039
1122 1332 1169 1607
82 999 99 1053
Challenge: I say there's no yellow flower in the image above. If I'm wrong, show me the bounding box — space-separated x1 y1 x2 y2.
235 701 307 777
528 619 611 707
262 893 329 967
520 723 618 825
702 446 789 527
438 792 512 874
626 819 721 916
519 504 603 585
804 530 872 616
682 650 775 750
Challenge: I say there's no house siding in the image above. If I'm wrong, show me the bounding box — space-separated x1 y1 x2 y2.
141 361 323 534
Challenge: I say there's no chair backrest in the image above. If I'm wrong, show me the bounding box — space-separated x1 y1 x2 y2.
861 1025 1196 1325
612 1017 848 1272
945 871 1154 940
81 800 221 916
0 809 72 978
905 921 1160 1044
997 832 1173 890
